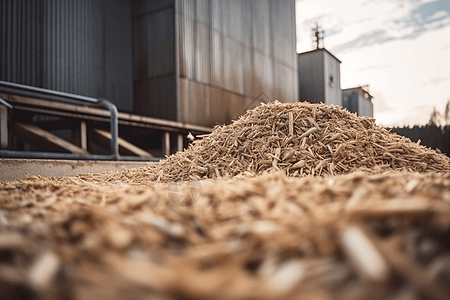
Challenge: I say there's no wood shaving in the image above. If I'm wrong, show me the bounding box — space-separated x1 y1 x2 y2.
81 101 450 184
1 171 450 299
1 102 450 299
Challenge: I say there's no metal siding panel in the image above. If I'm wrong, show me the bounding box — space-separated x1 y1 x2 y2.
314 52 325 103
0 1 4 80
211 0 221 31
179 78 211 124
178 0 195 19
252 0 270 56
196 0 210 24
229 92 247 121
0 0 134 110
195 21 211 84
134 76 177 120
133 5 176 117
191 81 209 124
136 0 174 16
298 51 324 103
342 92 358 114
209 86 228 124
225 37 244 94
139 9 175 78
179 77 188 122
323 52 341 106
12 0 18 82
264 56 274 98
292 66 298 103
272 0 294 66
275 62 292 102
105 0 133 111
178 7 194 79
228 0 243 43
133 18 145 81
243 45 254 97
253 51 264 96
92 0 104 98
358 97 373 117
221 0 229 37
223 36 230 90
253 51 273 98
211 29 222 87
242 0 252 48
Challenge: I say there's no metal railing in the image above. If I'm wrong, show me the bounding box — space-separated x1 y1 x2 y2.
0 80 119 160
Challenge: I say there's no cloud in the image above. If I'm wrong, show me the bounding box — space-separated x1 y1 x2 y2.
332 30 393 52
296 0 450 53
421 0 439 4
427 10 448 20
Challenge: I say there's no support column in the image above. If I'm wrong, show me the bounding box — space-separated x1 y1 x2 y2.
164 132 170 157
0 105 8 149
177 133 183 152
80 121 87 152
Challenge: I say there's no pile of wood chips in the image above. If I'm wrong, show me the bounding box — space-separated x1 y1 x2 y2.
82 101 450 184
2 102 450 300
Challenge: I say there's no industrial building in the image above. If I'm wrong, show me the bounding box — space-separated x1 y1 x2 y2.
297 48 342 106
342 85 374 118
0 0 298 160
297 35 373 117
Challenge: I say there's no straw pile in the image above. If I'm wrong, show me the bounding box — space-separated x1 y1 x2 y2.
83 101 450 184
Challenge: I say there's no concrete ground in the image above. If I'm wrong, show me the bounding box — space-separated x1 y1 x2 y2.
0 159 152 181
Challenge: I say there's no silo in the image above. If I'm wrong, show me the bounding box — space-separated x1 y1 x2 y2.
133 0 298 127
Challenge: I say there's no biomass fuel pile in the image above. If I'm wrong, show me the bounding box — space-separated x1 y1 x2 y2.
1 101 450 300
82 101 450 184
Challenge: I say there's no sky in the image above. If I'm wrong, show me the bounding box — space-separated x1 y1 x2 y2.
295 0 450 127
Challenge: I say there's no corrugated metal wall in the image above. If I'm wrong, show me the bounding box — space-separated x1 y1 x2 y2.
298 49 341 106
1 0 298 124
132 0 177 120
0 0 133 111
323 52 342 106
342 89 373 117
176 0 298 126
342 91 358 113
298 50 324 103
358 96 373 117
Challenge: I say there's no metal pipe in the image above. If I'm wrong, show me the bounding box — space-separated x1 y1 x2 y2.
0 98 13 110
97 98 119 160
0 80 120 159
0 150 161 162
0 80 98 104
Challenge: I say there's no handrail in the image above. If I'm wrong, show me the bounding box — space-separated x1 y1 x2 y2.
0 80 119 159
0 98 13 110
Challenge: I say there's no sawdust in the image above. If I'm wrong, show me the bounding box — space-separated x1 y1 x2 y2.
81 101 450 184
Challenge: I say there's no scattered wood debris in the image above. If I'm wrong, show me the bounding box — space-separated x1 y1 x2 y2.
1 171 450 299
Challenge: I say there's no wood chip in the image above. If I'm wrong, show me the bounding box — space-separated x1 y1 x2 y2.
340 226 389 282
